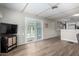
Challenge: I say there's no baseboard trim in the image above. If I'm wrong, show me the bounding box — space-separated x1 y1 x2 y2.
43 36 60 40
17 36 60 47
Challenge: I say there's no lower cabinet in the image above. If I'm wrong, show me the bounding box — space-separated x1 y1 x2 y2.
0 37 1 53
1 35 17 53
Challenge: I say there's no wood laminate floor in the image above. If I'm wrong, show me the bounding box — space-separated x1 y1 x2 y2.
1 37 79 56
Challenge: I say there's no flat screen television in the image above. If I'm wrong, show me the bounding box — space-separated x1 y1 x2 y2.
0 23 17 34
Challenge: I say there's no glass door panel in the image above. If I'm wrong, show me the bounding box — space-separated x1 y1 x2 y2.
25 18 42 43
36 22 42 40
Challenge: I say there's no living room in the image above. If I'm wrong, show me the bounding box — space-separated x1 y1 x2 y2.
1 3 79 56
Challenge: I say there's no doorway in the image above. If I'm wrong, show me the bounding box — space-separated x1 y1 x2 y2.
25 17 43 43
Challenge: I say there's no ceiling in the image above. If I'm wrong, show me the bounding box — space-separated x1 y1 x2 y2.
0 3 79 21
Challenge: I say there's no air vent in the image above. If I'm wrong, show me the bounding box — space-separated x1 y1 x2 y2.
52 5 58 9
51 3 59 10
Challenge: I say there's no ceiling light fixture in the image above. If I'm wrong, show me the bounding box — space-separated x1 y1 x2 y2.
72 14 79 16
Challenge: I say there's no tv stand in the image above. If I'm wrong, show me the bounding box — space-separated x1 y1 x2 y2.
1 34 17 53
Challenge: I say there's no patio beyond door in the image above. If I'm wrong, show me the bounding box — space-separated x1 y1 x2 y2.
25 18 42 43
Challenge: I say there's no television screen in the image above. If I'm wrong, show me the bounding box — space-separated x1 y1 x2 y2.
0 23 17 34
0 24 7 34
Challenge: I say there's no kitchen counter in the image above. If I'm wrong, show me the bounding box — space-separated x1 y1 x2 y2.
61 29 79 43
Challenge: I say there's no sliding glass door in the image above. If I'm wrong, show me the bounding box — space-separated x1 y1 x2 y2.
36 22 42 40
25 17 42 43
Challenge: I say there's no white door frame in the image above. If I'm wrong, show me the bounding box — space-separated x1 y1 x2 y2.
25 17 43 43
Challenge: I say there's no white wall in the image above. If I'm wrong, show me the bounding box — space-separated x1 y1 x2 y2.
43 20 59 39
0 6 25 45
0 6 59 45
